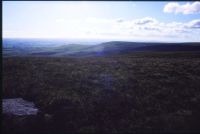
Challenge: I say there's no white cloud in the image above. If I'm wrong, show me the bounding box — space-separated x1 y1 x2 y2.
94 17 200 41
164 1 200 14
133 17 158 25
116 18 124 23
187 19 200 28
163 2 179 13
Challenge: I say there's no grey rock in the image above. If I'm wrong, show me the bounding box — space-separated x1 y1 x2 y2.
3 98 38 116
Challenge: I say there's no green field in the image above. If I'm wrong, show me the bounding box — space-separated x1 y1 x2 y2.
3 52 200 133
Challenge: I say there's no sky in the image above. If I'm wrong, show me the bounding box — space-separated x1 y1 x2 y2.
3 1 200 42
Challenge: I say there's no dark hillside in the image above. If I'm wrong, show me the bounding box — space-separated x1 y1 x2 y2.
3 52 200 133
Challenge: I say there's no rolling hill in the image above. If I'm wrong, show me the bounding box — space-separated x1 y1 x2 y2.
3 41 200 57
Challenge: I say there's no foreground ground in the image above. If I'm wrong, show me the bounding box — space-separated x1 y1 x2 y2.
3 52 200 133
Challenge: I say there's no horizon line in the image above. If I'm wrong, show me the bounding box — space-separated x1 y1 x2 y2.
3 37 200 44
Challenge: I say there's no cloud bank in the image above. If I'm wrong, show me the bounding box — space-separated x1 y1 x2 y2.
164 1 200 14
81 17 200 42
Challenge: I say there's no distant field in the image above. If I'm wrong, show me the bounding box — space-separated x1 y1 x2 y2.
3 52 200 133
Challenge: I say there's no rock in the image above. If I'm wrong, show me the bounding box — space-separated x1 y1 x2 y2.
3 98 38 116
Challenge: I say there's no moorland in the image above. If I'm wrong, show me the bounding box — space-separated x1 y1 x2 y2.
2 40 200 133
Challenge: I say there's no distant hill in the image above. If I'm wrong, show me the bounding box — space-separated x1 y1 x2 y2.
3 40 200 57
65 42 200 57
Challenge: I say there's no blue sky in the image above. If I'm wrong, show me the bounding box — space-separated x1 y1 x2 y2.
3 1 200 42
